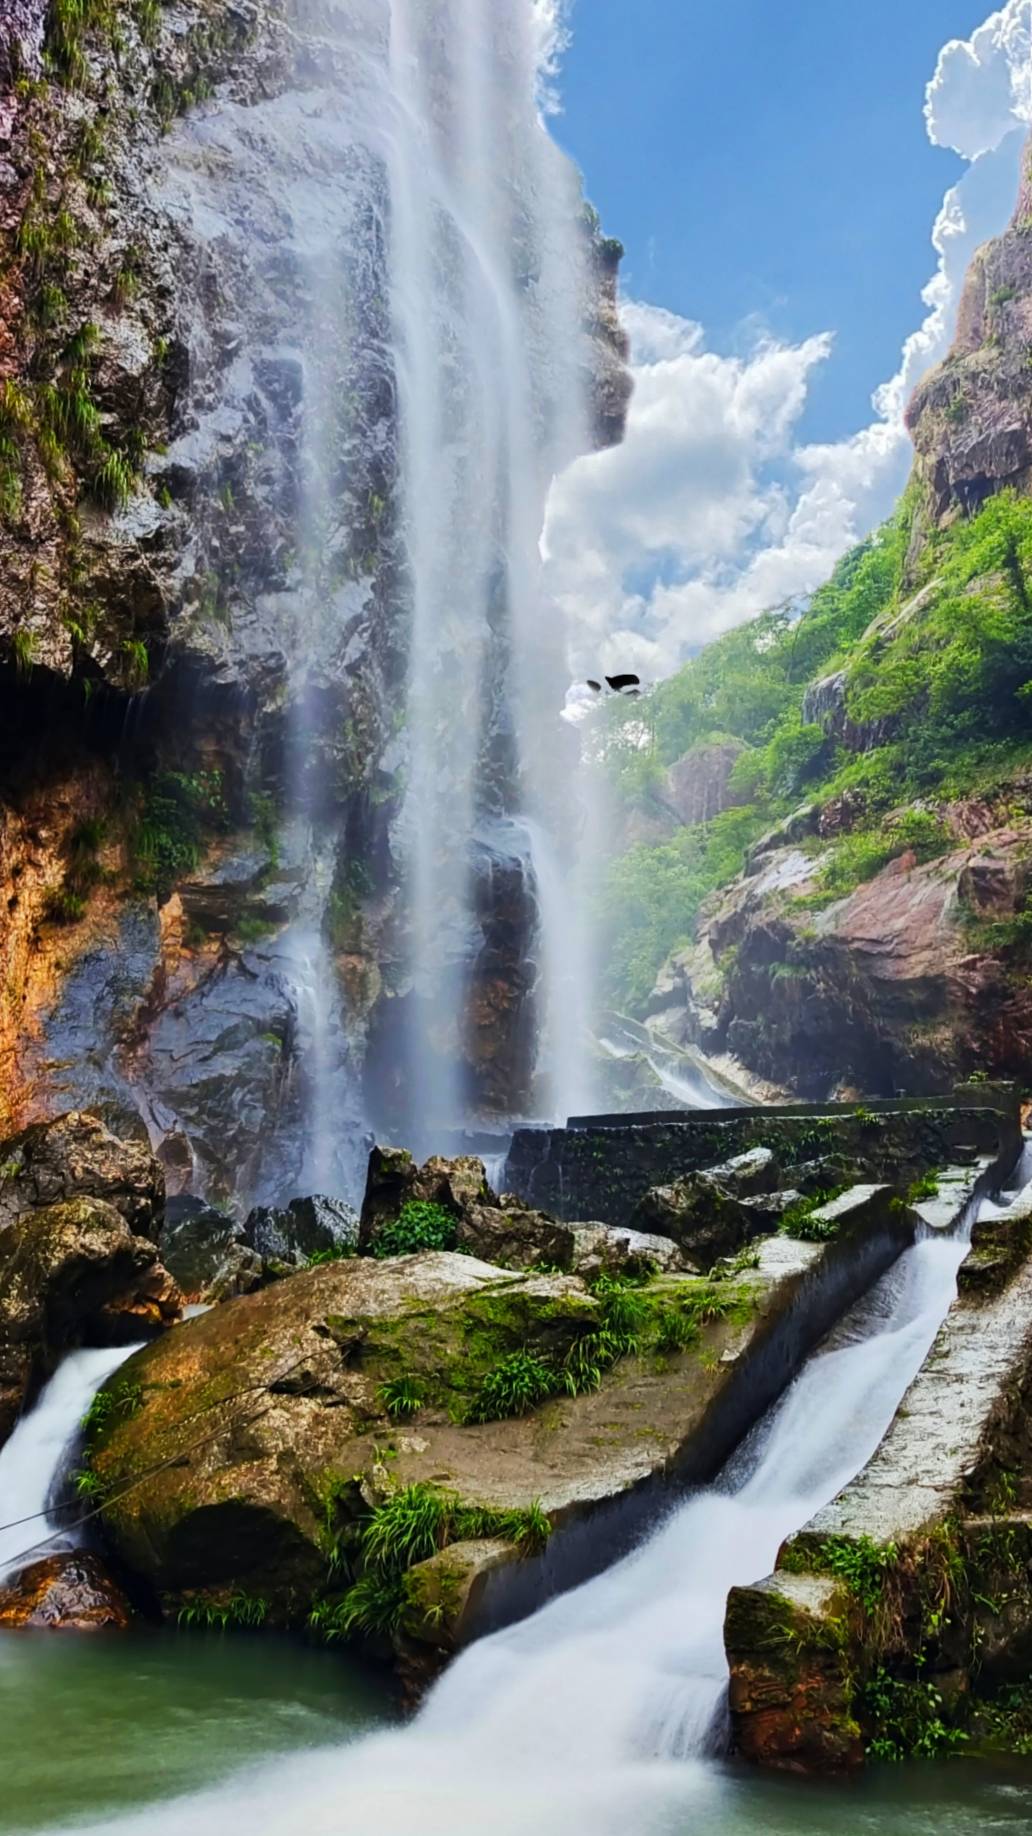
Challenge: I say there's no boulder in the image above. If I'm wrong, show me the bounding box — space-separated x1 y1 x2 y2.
0 1552 132 1631
0 1197 182 1444
159 1195 241 1295
91 1254 599 1618
87 1214 908 1680
203 1243 292 1303
242 1193 359 1265
455 1203 570 1270
359 1147 489 1251
631 1148 783 1269
0 1112 164 1240
567 1224 685 1281
456 1203 686 1280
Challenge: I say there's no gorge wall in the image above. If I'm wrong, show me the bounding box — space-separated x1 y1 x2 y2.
0 1 630 1209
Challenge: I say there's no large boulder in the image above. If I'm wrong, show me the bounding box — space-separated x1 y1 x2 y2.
91 1254 599 1619
87 1210 909 1680
455 1202 571 1270
0 1112 164 1240
159 1195 241 1295
0 1197 182 1443
0 1553 132 1632
242 1194 359 1265
566 1224 686 1281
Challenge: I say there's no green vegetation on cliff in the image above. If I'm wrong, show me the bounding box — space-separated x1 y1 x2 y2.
601 491 1032 1007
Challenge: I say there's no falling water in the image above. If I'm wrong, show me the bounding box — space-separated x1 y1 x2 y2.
384 0 598 1133
168 0 607 1183
0 1345 141 1582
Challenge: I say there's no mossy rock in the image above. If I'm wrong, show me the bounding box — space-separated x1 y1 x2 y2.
90 1253 597 1622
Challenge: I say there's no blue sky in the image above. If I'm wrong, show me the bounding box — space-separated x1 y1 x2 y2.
545 1 1032 681
555 0 992 445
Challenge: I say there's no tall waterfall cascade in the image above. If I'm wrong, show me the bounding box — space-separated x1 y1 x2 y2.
383 1 600 1137
164 0 616 1191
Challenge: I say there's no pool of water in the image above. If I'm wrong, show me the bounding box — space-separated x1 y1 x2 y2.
0 1628 393 1832
3 1624 1031 1836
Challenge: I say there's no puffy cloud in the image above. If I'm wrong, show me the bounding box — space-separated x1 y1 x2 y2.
925 1 1031 158
546 4 1031 684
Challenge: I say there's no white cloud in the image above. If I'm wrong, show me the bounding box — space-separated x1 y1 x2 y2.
546 3 1031 684
925 1 1031 158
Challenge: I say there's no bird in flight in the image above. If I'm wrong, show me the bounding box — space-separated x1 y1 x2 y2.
584 673 642 698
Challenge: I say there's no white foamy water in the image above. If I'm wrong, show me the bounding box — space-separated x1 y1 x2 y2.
41 1212 977 1836
384 0 596 1128
0 1345 141 1581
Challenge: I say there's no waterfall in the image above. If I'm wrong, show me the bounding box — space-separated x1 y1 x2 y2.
382 0 597 1137
163 0 606 1191
0 1345 141 1582
151 0 610 1202
45 1208 982 1836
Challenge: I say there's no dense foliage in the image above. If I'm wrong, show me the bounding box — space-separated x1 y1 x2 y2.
372 1199 457 1258
600 492 1032 1008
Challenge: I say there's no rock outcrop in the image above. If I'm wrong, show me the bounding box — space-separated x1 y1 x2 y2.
0 3 631 1197
0 1110 179 1442
0 1111 163 1237
242 1193 359 1265
907 135 1032 524
0 1552 132 1632
0 1193 181 1442
652 810 1032 1102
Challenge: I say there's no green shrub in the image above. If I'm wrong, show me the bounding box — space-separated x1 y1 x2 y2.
305 1244 352 1268
372 1199 457 1258
864 1665 967 1761
377 1376 424 1420
81 1380 142 1438
906 1173 940 1202
600 804 768 1008
777 1191 845 1242
134 768 229 899
178 1593 268 1632
308 1483 552 1645
467 1349 556 1422
812 808 952 903
42 886 87 925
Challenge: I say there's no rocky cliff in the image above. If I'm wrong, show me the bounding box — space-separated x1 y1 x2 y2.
0 4 629 1203
907 139 1032 527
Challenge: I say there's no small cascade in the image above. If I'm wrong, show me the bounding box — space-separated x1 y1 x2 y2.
266 830 371 1206
54 1180 1015 1836
0 1346 141 1582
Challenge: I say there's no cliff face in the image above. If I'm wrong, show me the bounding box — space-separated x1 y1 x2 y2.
907 138 1032 527
0 4 630 1202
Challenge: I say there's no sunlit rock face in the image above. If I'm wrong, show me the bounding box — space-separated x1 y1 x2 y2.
907 133 1032 525
0 3 629 1200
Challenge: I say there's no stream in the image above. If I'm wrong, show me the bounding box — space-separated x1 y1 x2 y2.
4 1183 1032 1833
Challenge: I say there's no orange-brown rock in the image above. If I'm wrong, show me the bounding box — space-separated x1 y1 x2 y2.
0 1552 132 1631
0 1111 164 1239
725 1576 863 1774
660 812 1032 1101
